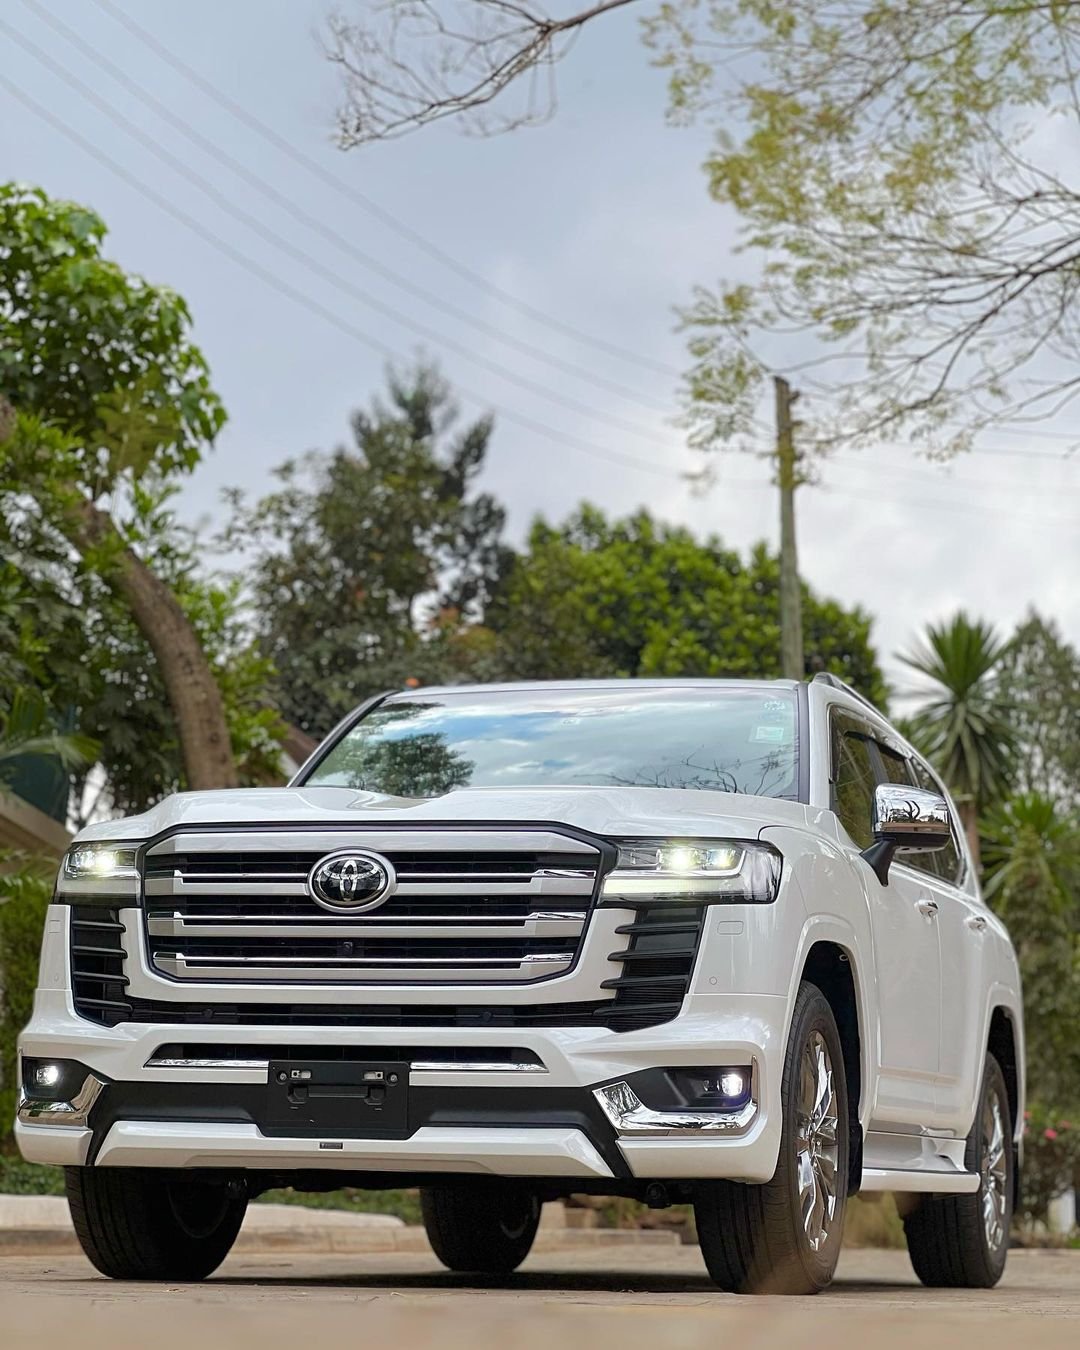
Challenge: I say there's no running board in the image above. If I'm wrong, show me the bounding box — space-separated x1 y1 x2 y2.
860 1168 980 1194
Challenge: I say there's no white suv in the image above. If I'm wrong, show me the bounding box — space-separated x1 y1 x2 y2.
17 677 1023 1294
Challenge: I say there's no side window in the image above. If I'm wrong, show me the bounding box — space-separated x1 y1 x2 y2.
876 743 915 787
910 759 965 886
830 711 877 849
874 742 939 880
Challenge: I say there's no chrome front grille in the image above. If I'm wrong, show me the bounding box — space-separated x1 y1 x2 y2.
142 829 602 986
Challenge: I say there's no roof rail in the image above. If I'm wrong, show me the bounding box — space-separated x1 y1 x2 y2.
810 671 883 717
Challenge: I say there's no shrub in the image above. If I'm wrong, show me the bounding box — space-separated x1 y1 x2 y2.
0 854 53 1142
1019 1105 1080 1229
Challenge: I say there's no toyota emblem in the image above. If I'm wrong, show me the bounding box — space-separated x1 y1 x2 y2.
308 849 395 913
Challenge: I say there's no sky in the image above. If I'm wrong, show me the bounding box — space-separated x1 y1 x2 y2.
2 0 1078 696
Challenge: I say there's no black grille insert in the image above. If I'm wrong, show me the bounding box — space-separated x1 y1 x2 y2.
70 907 132 1024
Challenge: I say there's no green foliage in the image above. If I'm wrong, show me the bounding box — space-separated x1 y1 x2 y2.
231 363 511 737
0 183 256 800
0 689 97 789
899 613 1015 810
0 1156 65 1192
488 507 887 704
0 855 53 1139
1 483 283 822
983 793 1080 1113
996 613 1080 811
1017 1106 1080 1230
645 1 1080 449
0 183 224 487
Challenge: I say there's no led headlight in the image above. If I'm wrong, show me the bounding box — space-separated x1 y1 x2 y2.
600 839 781 904
56 843 139 903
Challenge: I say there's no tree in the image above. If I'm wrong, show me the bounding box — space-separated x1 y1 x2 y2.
0 185 236 789
232 363 511 737
486 506 887 702
654 0 1080 453
899 613 1015 864
323 0 640 144
1 489 285 827
982 792 1080 1113
996 612 1080 811
327 3 1080 451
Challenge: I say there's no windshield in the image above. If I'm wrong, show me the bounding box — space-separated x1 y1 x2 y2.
304 685 800 800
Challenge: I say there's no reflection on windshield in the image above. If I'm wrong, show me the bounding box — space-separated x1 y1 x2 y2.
308 687 799 801
319 705 474 796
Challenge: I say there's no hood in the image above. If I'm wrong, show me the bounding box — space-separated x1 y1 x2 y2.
75 784 812 845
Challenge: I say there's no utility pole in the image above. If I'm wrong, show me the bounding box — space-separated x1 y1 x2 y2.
774 375 804 681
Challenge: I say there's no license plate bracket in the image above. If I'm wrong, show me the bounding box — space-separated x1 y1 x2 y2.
264 1060 410 1139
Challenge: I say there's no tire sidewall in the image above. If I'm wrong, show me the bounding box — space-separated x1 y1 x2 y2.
968 1055 1013 1283
778 983 850 1290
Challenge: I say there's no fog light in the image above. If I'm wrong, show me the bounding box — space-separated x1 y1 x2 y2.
670 1066 753 1110
33 1063 62 1091
22 1057 97 1103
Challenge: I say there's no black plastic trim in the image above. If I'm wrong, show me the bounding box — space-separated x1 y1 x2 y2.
84 1078 632 1178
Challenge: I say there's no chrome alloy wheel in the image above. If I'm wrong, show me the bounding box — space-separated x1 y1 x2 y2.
980 1084 1009 1253
795 1030 840 1253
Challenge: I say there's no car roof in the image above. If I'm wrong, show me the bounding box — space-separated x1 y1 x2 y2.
382 678 805 698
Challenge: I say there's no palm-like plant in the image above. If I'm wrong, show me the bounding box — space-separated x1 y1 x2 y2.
0 688 98 792
981 792 1080 1110
899 613 1015 867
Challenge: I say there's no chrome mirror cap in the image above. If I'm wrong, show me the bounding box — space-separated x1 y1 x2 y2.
872 783 951 846
862 784 951 885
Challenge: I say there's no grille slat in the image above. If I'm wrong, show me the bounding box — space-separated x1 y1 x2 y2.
143 833 600 986
70 836 706 1035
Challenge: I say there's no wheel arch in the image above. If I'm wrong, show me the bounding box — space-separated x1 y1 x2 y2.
800 940 864 1194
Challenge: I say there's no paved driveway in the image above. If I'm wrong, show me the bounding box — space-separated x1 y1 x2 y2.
4 1247 1078 1348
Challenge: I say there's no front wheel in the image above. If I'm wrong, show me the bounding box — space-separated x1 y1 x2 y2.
420 1181 540 1274
65 1167 247 1281
903 1052 1013 1288
695 980 850 1294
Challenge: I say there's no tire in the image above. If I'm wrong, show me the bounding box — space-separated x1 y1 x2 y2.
64 1167 247 1281
903 1052 1013 1288
420 1181 541 1274
695 980 850 1295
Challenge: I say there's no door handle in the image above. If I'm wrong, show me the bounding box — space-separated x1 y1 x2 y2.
915 897 939 918
966 913 988 932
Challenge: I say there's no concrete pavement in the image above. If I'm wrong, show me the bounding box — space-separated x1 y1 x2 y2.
2 1247 1078 1350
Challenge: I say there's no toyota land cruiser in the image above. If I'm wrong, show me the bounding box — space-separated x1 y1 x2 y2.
16 676 1024 1293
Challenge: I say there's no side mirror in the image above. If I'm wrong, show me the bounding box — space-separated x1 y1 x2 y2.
861 783 951 885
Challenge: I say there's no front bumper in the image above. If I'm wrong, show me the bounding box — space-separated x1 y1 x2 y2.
18 989 786 1183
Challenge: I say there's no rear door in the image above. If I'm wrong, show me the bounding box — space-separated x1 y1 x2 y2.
829 710 941 1129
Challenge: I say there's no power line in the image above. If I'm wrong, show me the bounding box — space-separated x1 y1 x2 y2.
1 15 679 452
0 70 687 482
3 54 1073 526
91 0 685 382
24 0 676 420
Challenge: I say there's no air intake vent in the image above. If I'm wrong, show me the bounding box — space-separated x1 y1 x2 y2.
70 907 132 1026
601 904 706 1030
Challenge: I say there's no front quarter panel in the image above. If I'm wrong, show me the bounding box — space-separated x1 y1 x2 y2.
758 824 880 1134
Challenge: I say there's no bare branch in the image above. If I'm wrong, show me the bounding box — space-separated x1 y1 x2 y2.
323 0 641 144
